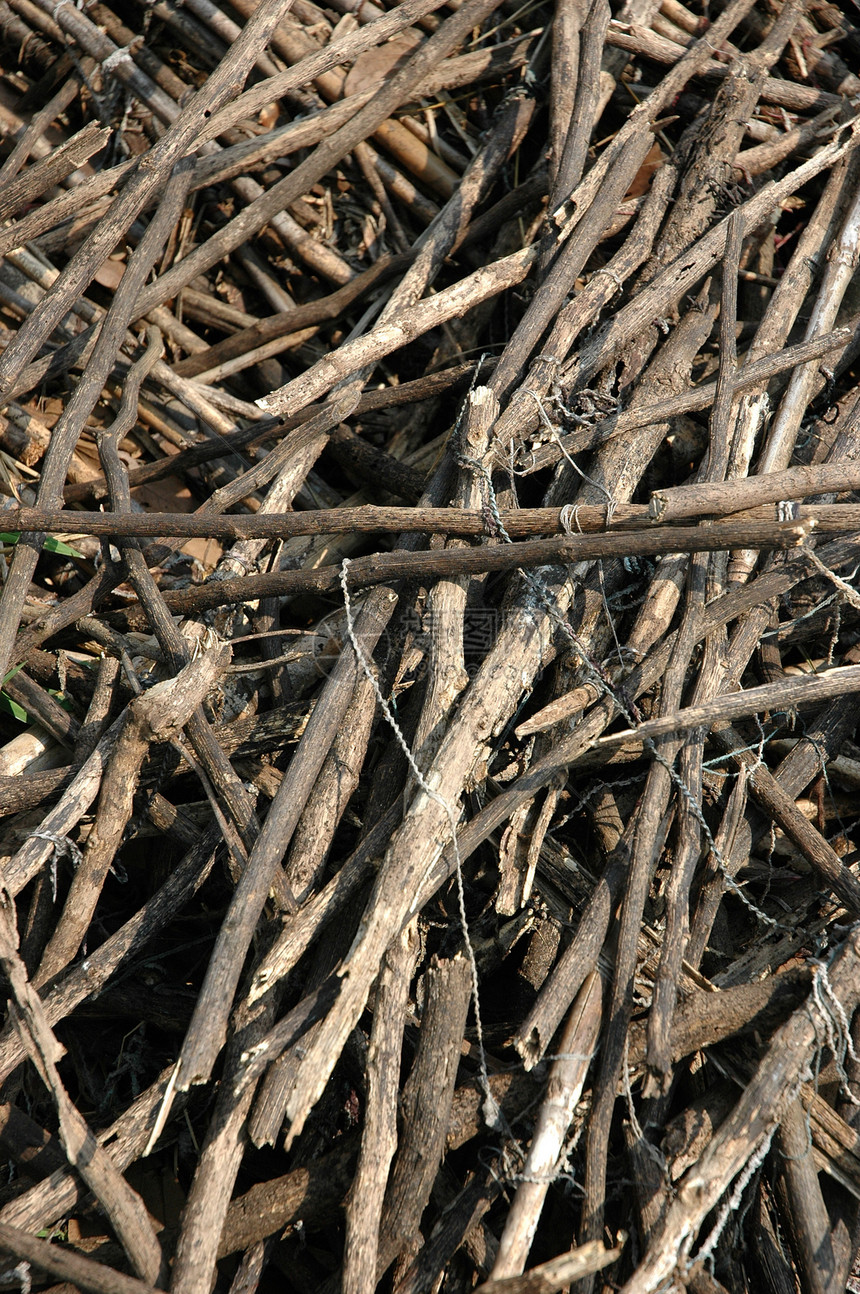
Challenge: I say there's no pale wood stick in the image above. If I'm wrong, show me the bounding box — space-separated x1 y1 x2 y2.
256 246 536 417
490 973 603 1278
615 928 860 1293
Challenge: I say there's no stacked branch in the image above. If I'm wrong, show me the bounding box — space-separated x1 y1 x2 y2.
0 0 860 1291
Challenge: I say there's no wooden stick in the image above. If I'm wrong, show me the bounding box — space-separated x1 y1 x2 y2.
375 952 472 1278
777 1098 839 1294
0 1221 160 1294
474 1240 624 1294
0 119 110 221
171 254 408 379
110 518 816 623
256 245 536 417
0 908 163 1284
649 461 860 522
127 0 504 325
490 973 602 1278
171 586 393 1092
504 326 854 472
343 922 419 1293
615 927 860 1293
0 832 220 1085
0 0 302 398
32 642 230 989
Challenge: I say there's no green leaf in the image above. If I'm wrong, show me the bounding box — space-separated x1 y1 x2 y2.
0 531 83 558
0 692 28 722
44 535 84 558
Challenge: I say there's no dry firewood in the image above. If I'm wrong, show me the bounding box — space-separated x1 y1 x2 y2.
579 574 701 1261
95 331 260 854
8 498 860 543
510 151 677 434
0 1221 159 1294
751 149 860 490
411 387 499 798
649 461 860 523
513 797 630 1067
495 122 860 461
0 831 219 1086
2 668 78 748
491 0 757 404
0 1099 68 1183
118 0 503 329
566 119 860 383
515 325 853 473
627 968 812 1067
168 585 395 1095
3 0 860 1287
776 1097 839 1294
33 0 177 123
686 771 750 974
343 920 420 1293
0 155 191 685
32 641 230 989
606 21 844 112
394 543 860 1057
261 518 582 1146
0 175 125 261
375 952 472 1279
171 253 408 379
48 320 854 508
0 907 163 1283
0 120 110 221
491 973 602 1278
202 538 858 1078
0 0 300 401
0 1067 187 1234
216 1136 358 1259
648 3 803 270
0 2 54 69
237 801 400 1019
165 911 302 1294
641 220 741 1097
283 668 378 901
256 245 537 417
393 1165 503 1294
734 102 846 178
105 518 819 626
546 0 582 204
473 1240 624 1294
0 53 95 183
218 1070 525 1265
543 0 612 263
803 1086 860 1200
617 930 860 1292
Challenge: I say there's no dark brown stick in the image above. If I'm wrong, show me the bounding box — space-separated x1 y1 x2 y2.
126 0 504 328
110 519 815 624
376 952 472 1279
0 120 110 220
171 586 394 1092
0 908 164 1283
0 1221 160 1294
0 0 302 398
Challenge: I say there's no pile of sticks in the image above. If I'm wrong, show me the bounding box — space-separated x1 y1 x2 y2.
1 0 860 1289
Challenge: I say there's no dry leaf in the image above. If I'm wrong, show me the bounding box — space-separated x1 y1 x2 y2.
626 141 665 197
343 33 421 97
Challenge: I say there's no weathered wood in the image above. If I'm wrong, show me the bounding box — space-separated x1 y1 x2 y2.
3 0 860 1288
